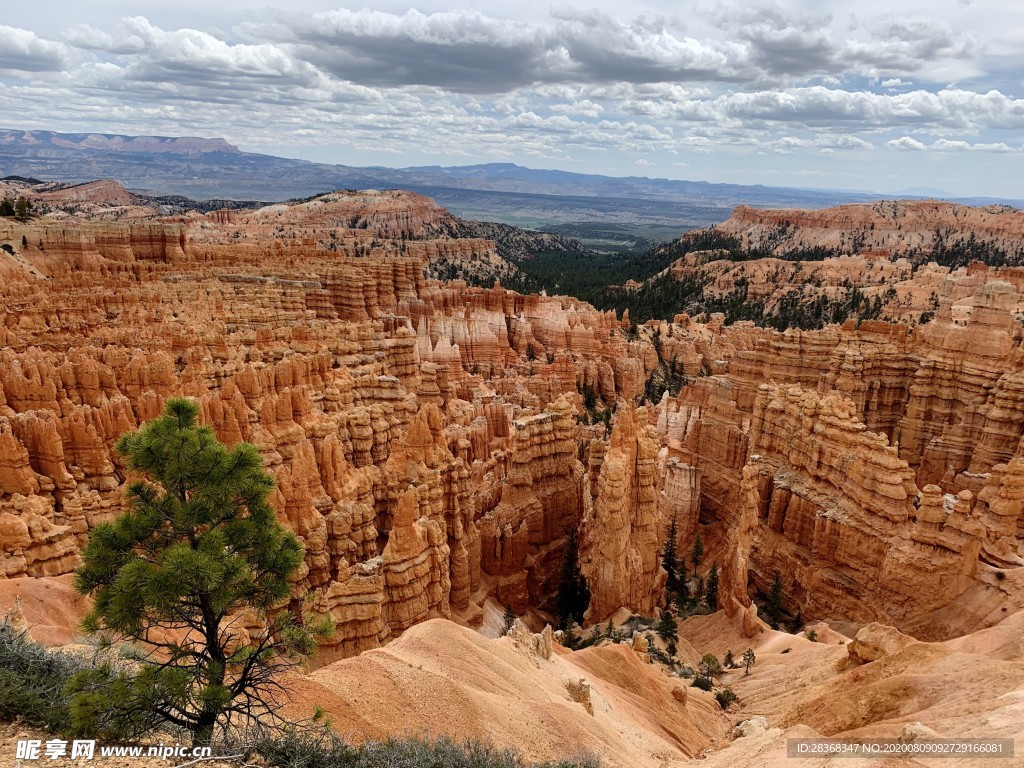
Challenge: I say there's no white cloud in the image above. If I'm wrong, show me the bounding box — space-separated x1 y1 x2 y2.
930 138 1018 152
886 136 928 150
0 3 1017 198
0 25 69 72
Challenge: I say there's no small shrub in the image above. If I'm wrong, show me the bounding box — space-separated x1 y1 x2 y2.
698 653 722 679
692 675 713 691
995 571 1006 581
622 615 653 633
806 629 818 643
715 689 738 709
648 645 673 666
0 620 87 732
230 727 601 768
502 605 517 637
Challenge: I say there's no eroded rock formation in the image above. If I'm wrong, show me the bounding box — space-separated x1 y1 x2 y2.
2 189 1024 653
582 403 664 621
0 191 669 655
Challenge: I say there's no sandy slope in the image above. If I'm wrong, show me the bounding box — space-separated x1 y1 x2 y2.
684 612 1023 768
1 579 1020 768
285 618 729 767
0 575 88 645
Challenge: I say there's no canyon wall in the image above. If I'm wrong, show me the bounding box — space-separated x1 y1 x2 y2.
654 282 1024 637
0 192 672 655
2 192 1024 650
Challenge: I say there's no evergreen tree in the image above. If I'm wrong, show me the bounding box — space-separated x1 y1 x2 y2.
13 196 31 221
690 532 703 578
674 582 691 614
742 648 756 675
71 398 324 746
723 649 735 669
581 383 597 411
661 516 679 593
789 607 804 634
704 563 719 611
501 605 517 636
560 624 579 650
0 198 14 217
655 609 677 644
766 569 784 630
696 652 721 688
556 531 590 629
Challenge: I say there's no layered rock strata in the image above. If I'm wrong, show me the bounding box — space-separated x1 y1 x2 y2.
0 193 668 654
3 191 1024 649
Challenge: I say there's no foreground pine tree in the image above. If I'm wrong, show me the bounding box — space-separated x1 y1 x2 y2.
72 398 324 746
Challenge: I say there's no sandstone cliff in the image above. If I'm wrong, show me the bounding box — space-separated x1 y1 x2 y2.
582 403 664 621
3 189 1024 654
0 190 666 655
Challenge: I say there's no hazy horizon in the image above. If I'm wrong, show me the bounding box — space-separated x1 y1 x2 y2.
2 1 1022 198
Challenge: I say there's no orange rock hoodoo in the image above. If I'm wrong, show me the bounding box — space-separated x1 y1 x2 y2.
0 191 668 654
1 191 1023 652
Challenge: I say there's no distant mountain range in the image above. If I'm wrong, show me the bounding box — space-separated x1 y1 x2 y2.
1 129 1019 236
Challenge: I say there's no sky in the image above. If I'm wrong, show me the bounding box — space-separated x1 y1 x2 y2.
1 1 1023 198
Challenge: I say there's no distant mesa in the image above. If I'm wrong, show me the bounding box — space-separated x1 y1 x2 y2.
6 127 1020 219
0 129 240 156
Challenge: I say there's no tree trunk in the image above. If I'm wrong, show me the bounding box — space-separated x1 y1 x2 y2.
194 712 217 747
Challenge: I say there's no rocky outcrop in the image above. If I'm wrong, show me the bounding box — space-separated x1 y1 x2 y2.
0 190 674 656
657 456 700 547
718 461 759 617
630 200 1024 329
725 384 992 632
478 396 585 612
581 403 664 621
846 622 916 664
0 494 80 578
5 189 1024 656
974 459 1024 566
719 201 1024 260
380 488 452 632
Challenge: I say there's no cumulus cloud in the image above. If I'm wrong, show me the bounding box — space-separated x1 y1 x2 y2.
62 22 149 54
103 18 324 90
717 87 1024 130
886 136 928 150
0 2 1019 196
232 4 977 96
715 3 975 83
238 8 758 93
0 25 69 72
242 9 555 93
768 134 874 152
929 138 1018 152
